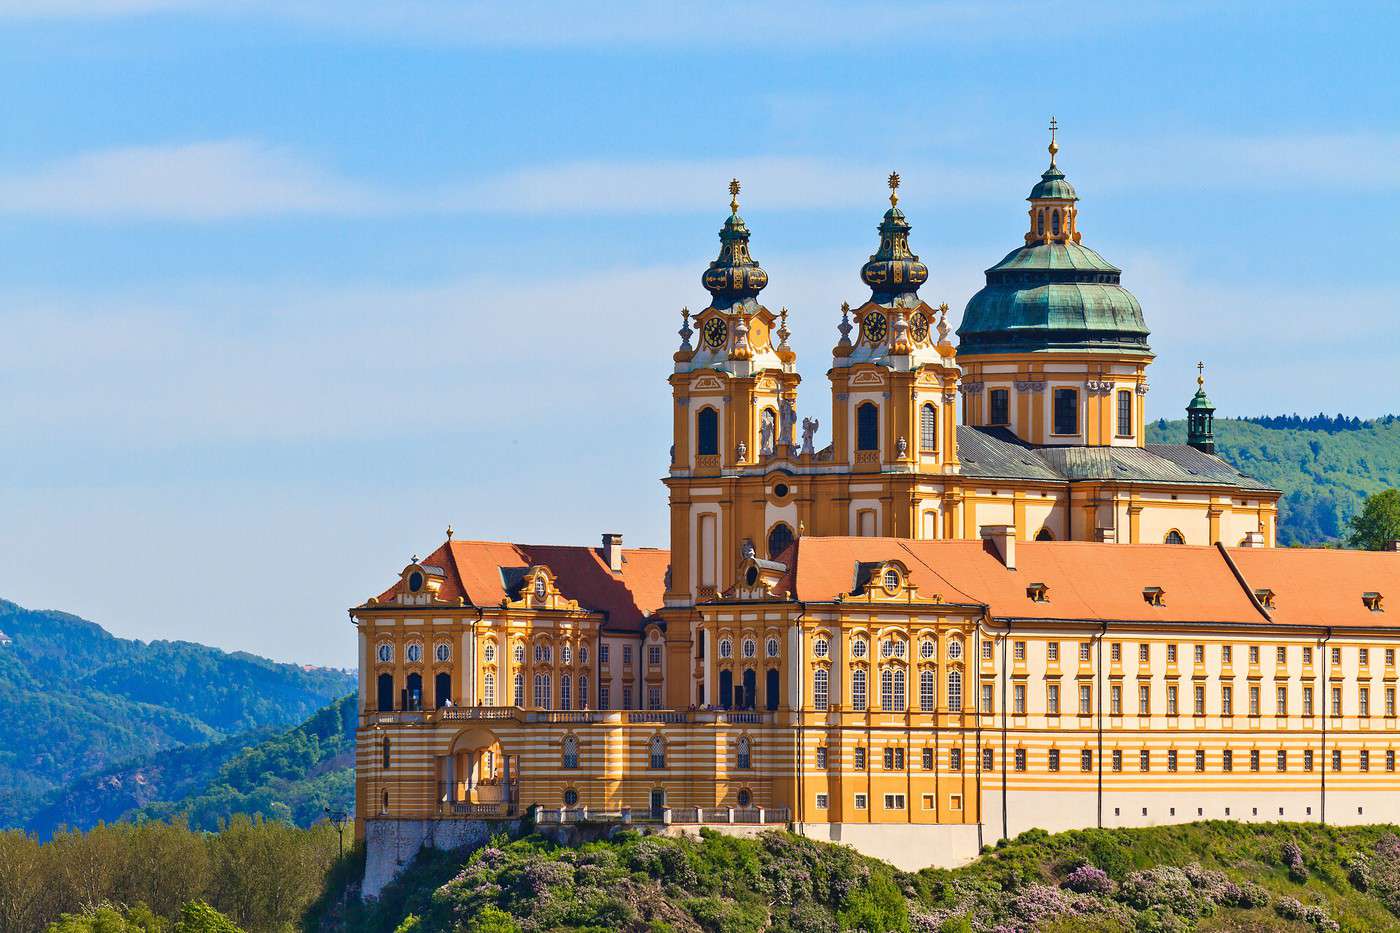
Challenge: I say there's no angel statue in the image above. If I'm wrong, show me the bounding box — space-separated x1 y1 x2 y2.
801 417 820 456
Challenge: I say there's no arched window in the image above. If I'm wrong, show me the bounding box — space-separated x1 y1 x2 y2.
533 673 551 709
382 736 391 769
483 640 496 663
513 672 524 707
852 668 868 711
377 672 394 712
880 668 894 710
578 674 589 709
1036 528 1054 541
563 788 578 807
742 668 757 710
434 671 451 709
381 790 389 813
893 669 906 710
560 674 572 711
405 672 423 711
813 668 829 710
765 668 779 711
719 669 734 709
947 669 963 712
513 643 525 664
737 736 752 769
767 523 795 561
483 672 496 706
920 403 938 452
1051 209 1061 236
697 407 719 456
856 402 879 451
920 670 936 712
1037 210 1045 236
737 788 752 808
649 736 666 769
1164 530 1185 545
562 734 579 769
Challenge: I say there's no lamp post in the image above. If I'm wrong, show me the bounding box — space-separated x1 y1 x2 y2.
324 805 349 859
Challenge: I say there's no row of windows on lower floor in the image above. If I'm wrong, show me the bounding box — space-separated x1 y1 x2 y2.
812 745 1400 774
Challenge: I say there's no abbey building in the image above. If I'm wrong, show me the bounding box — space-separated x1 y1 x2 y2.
353 130 1398 891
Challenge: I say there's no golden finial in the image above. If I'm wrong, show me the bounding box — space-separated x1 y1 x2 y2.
445 524 454 540
728 178 741 214
887 171 901 207
1048 115 1059 166
1196 360 1205 387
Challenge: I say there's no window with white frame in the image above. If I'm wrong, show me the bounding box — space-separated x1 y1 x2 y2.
919 670 935 712
851 668 867 710
813 668 829 710
533 673 551 709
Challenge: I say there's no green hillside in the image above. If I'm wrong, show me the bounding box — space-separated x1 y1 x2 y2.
0 599 353 833
1149 415 1400 546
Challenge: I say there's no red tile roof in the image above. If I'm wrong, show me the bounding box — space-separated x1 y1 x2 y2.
1227 547 1400 628
374 539 669 631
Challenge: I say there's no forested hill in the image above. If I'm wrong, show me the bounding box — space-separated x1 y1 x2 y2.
0 598 353 831
1148 415 1400 546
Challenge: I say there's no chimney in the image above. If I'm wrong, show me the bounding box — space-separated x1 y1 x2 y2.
980 524 1016 570
1239 531 1266 548
602 533 624 572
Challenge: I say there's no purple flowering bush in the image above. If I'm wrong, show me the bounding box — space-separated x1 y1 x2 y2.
1061 862 1112 895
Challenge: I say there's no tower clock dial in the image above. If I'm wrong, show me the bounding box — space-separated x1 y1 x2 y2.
909 311 929 343
862 311 888 344
702 316 729 350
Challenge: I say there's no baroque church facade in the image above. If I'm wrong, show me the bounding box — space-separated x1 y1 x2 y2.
353 130 1399 888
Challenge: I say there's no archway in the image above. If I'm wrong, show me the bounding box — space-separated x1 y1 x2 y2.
377 672 394 711
405 672 423 711
447 727 516 813
742 668 757 710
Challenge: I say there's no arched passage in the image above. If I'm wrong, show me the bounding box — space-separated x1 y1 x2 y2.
377 672 394 711
447 727 516 812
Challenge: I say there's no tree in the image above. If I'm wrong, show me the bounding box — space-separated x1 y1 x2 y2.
1349 488 1400 550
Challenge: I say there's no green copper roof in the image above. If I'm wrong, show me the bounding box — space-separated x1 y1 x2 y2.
1029 164 1077 200
957 242 1151 356
1187 384 1214 411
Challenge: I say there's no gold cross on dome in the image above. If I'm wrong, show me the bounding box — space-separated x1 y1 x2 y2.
1197 360 1205 385
1048 115 1060 165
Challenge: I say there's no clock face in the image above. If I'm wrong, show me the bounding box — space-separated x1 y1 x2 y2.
702 316 728 349
909 312 929 343
862 311 888 344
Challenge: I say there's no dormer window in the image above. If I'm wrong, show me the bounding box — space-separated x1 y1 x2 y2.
1026 582 1049 603
1364 592 1384 612
1254 588 1277 609
882 568 900 591
534 575 547 599
1143 586 1166 607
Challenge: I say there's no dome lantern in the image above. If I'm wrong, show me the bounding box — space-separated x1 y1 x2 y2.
701 179 769 309
1186 361 1217 454
859 171 929 306
1026 116 1080 245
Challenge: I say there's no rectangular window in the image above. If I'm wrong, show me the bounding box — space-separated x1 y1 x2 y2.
920 747 933 770
883 748 894 770
815 793 829 809
1223 749 1233 772
1250 750 1260 772
1302 646 1312 664
1278 750 1288 771
622 686 634 710
1117 389 1133 436
1139 643 1150 663
647 685 662 710
1361 687 1371 718
1014 641 1026 661
1139 685 1150 715
1111 642 1122 662
1112 749 1123 772
981 684 994 713
1195 749 1206 772
1277 646 1287 664
1194 686 1205 715
1304 749 1313 771
1222 645 1232 664
1014 749 1027 771
1081 749 1093 772
1052 388 1079 435
1047 642 1059 662
1079 642 1091 662
1110 685 1122 715
1249 686 1260 716
599 645 610 663
982 641 993 660
1167 685 1179 715
1194 644 1205 663
1333 687 1343 717
648 645 663 666
1249 645 1259 664
1389 649 1396 667
1277 686 1288 716
854 747 866 769
1222 685 1233 716
1079 685 1092 715
989 388 1010 426
950 748 962 771
1333 749 1342 771
1167 644 1178 663
1361 750 1370 772
883 793 906 810
921 793 935 810
1387 688 1396 717
1388 750 1396 772
1332 647 1342 665
599 685 611 710
623 645 633 664
1139 750 1150 772
1048 749 1060 772
983 747 994 772
1303 686 1314 716
1167 749 1178 772
1046 684 1060 715
1014 684 1026 714
854 793 867 810
816 747 828 769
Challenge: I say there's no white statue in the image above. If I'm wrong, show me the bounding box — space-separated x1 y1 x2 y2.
801 417 820 456
779 399 796 446
759 413 776 455
897 435 908 458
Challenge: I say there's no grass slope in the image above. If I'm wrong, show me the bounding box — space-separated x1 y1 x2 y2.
0 598 353 832
1149 416 1400 547
320 822 1400 932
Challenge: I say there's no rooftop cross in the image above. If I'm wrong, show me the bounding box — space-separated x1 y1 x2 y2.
1197 360 1206 386
887 171 901 208
1048 115 1060 166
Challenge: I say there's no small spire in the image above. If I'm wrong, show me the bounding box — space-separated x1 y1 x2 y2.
729 178 741 214
445 524 454 540
887 171 901 208
1196 359 1206 388
1048 115 1059 167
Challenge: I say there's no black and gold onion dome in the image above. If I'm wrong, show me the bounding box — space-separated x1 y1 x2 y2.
701 179 769 309
859 172 929 306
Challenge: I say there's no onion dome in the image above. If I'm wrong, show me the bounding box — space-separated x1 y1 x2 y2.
957 121 1150 357
701 179 768 309
859 172 929 306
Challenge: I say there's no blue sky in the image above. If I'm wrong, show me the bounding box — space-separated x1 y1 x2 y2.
1 2 1397 666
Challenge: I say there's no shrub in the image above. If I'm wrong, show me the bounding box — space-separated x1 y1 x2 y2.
1283 840 1310 883
1061 863 1111 895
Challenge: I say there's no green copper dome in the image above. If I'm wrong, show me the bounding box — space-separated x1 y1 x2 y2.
701 180 768 309
1028 164 1077 200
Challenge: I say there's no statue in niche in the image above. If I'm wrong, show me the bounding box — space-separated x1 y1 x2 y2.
760 409 776 455
779 399 796 446
801 417 820 456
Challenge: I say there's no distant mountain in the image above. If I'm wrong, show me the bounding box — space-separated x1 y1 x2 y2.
1149 414 1400 546
0 598 353 832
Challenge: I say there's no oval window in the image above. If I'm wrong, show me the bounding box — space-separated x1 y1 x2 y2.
737 789 752 807
773 483 789 499
406 643 422 663
408 571 424 593
377 643 392 663
563 788 579 806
